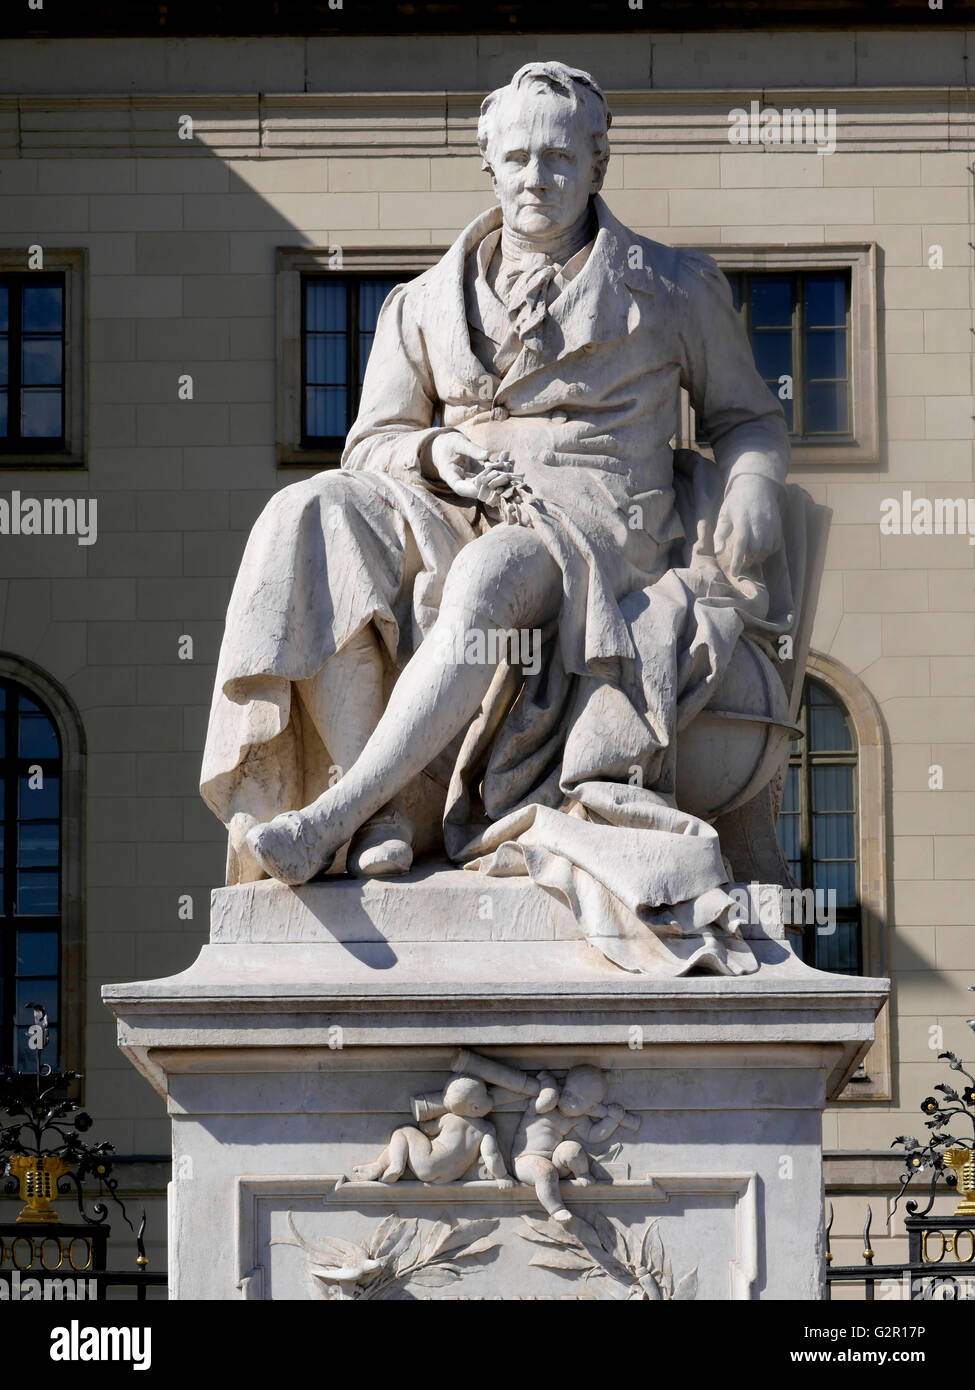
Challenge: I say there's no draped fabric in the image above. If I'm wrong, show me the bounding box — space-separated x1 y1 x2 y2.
202 197 795 976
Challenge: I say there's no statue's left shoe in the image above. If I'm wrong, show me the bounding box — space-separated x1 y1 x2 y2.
348 811 414 877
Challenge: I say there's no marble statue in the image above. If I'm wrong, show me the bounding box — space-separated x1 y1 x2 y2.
201 60 810 977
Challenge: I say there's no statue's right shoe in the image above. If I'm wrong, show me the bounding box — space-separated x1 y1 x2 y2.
347 812 414 877
245 811 335 886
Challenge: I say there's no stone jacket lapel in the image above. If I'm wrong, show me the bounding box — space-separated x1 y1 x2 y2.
417 195 655 408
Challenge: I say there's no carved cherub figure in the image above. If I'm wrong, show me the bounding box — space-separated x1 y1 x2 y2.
351 1076 511 1187
449 1049 638 1224
511 1065 630 1224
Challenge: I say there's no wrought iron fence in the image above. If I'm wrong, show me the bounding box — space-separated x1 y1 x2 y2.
0 1220 167 1300
825 1202 975 1300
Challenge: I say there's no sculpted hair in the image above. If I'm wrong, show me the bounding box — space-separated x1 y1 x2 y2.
477 61 612 189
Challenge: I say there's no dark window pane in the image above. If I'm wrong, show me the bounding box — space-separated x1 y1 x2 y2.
22 284 63 333
305 385 346 438
0 285 7 332
724 272 741 310
18 822 59 868
752 330 792 381
815 919 860 974
21 388 62 438
359 278 399 334
805 329 847 381
813 859 856 908
19 772 60 820
804 273 848 328
0 388 7 436
15 1022 58 1071
0 336 7 384
809 691 854 752
18 708 59 758
21 337 62 387
305 280 345 333
781 764 800 814
778 814 800 861
306 334 346 385
359 331 378 385
812 813 855 860
17 870 59 915
806 381 848 433
811 764 854 813
776 389 794 432
16 928 58 975
15 977 58 1024
750 276 793 327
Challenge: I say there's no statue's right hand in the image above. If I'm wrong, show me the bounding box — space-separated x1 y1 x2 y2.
429 432 524 506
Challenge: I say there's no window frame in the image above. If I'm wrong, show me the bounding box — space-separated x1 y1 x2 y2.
1 679 62 1069
277 247 442 468
678 244 880 468
0 250 87 470
0 656 85 1090
792 653 892 1102
782 677 862 974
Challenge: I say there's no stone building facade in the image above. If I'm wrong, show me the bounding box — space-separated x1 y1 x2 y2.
0 14 972 1288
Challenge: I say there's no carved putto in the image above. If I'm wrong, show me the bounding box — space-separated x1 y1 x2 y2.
349 1050 638 1230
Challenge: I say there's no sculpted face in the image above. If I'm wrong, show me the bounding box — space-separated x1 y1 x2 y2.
487 87 599 243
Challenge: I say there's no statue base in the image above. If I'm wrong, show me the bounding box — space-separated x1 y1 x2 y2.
103 871 887 1301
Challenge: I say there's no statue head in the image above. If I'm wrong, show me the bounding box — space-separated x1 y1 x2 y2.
557 1065 607 1117
443 1075 493 1118
477 61 612 243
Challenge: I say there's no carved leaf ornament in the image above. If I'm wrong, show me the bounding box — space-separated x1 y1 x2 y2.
518 1214 698 1301
273 1211 502 1300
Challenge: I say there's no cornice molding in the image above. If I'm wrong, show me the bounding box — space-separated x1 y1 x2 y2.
0 87 972 157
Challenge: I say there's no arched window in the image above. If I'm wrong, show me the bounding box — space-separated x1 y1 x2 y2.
0 678 63 1069
0 659 83 1079
777 677 861 975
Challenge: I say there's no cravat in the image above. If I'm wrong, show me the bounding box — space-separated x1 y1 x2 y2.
500 255 559 351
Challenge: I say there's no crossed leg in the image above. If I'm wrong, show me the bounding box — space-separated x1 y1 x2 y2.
247 524 563 884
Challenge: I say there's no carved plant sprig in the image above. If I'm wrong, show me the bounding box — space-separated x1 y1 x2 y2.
518 1213 698 1300
274 1211 501 1300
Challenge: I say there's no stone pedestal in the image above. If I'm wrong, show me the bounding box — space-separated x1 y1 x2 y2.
103 872 887 1301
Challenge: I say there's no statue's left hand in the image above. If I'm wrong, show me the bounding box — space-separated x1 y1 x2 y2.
713 474 783 577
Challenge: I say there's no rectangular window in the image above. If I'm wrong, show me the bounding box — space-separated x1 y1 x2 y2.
277 248 440 467
720 269 851 438
302 275 403 450
0 275 66 453
679 244 879 468
0 251 86 469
